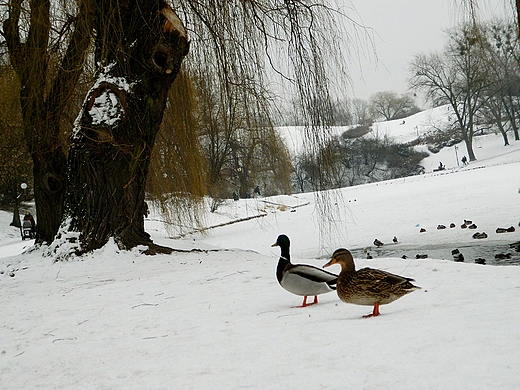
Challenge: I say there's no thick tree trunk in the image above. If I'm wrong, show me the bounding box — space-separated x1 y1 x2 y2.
497 123 510 146
516 0 520 39
464 109 477 162
57 1 189 255
512 120 520 141
31 145 68 243
463 135 477 162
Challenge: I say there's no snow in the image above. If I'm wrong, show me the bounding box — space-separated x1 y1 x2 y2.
277 125 349 155
2 110 520 388
73 63 133 136
371 104 454 144
277 105 455 155
88 89 123 126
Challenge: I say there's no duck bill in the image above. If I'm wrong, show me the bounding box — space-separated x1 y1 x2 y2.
323 259 336 268
271 242 278 247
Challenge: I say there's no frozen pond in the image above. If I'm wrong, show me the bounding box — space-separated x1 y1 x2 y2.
349 240 520 266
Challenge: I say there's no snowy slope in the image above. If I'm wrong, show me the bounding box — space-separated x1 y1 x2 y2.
1 113 520 389
278 105 520 173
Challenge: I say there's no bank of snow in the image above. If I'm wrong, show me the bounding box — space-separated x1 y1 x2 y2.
2 114 520 388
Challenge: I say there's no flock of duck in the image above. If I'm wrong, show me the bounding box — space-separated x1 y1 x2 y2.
271 234 420 318
370 219 520 264
420 219 519 241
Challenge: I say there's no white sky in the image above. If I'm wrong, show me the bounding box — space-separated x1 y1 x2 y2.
346 0 512 100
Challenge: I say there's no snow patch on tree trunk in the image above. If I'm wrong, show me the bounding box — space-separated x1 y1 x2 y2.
72 64 134 138
88 90 123 126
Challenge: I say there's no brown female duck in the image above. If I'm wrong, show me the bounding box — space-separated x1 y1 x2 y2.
323 248 420 317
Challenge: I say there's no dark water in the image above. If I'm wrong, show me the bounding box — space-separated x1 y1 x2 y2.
349 240 520 266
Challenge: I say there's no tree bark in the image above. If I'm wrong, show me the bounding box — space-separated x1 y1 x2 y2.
516 0 520 39
57 1 189 255
497 122 510 146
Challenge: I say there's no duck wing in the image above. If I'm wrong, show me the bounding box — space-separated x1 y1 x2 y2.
281 264 337 296
288 264 338 285
356 267 417 287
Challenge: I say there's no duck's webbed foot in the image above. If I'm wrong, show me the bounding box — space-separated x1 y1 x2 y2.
362 302 381 318
292 295 318 308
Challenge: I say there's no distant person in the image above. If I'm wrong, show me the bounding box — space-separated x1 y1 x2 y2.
461 156 467 165
254 185 261 196
23 211 35 228
438 162 445 170
232 192 239 201
23 211 36 234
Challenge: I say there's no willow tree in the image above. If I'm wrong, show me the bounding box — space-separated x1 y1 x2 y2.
3 0 353 257
3 0 92 244
0 67 32 216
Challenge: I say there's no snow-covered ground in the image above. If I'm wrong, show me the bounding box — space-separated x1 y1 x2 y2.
1 115 520 388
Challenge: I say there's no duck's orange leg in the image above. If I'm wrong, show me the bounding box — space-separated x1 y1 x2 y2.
293 295 318 308
363 302 381 318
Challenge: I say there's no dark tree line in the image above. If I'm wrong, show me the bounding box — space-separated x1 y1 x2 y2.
292 132 427 192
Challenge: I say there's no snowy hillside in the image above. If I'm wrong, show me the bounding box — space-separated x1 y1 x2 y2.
1 107 520 389
277 105 453 155
278 105 520 174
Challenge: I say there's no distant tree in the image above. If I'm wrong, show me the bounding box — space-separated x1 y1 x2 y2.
292 154 310 193
292 139 343 192
351 98 373 126
331 98 353 126
369 91 419 121
195 66 291 202
478 21 520 145
410 24 490 161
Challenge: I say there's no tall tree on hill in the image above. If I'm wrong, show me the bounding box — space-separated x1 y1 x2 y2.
478 21 520 145
369 91 418 121
410 24 490 161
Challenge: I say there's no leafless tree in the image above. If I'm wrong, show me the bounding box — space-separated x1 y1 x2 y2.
478 21 520 144
350 98 373 126
410 24 490 161
369 91 419 121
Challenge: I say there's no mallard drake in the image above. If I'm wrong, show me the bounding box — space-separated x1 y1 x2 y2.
323 248 420 317
272 234 337 308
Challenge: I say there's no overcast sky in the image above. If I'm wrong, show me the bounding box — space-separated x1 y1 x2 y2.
346 0 511 102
